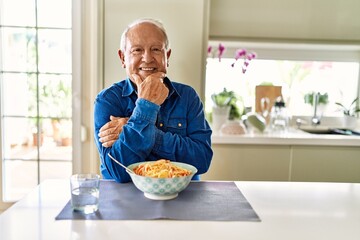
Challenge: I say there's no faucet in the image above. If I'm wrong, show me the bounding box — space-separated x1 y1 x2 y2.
311 92 321 125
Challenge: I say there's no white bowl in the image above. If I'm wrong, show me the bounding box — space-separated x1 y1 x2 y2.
127 161 197 200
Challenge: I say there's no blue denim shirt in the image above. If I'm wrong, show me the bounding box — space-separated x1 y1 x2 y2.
94 78 213 183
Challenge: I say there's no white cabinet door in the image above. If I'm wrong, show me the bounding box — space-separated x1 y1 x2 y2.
291 146 360 183
202 144 291 181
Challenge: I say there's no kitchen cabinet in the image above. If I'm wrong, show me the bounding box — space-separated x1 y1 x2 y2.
202 140 360 183
202 144 290 181
291 146 360 182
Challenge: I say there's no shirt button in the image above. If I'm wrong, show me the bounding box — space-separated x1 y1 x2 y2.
178 123 182 127
159 123 164 127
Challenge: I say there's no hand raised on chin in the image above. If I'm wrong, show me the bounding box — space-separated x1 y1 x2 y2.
131 72 169 106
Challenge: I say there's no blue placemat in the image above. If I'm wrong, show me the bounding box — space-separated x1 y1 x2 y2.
55 181 260 221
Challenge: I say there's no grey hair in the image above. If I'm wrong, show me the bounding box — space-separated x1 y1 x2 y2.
119 18 170 52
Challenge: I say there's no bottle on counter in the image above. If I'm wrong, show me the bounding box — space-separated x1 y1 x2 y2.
270 96 290 132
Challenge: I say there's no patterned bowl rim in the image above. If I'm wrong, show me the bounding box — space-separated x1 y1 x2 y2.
127 161 198 179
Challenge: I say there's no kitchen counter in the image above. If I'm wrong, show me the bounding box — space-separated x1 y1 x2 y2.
212 128 360 146
206 128 360 182
1 179 359 240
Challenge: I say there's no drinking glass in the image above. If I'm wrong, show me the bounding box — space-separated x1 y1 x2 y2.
70 173 100 214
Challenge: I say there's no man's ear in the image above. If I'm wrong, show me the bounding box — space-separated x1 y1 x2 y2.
118 50 126 68
166 49 171 60
166 49 171 67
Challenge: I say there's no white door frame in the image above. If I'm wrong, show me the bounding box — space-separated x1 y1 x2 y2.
72 0 104 174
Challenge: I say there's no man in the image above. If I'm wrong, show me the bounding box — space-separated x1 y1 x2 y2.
94 18 212 183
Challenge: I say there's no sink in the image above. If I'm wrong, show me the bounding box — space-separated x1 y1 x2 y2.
290 116 359 134
298 125 332 134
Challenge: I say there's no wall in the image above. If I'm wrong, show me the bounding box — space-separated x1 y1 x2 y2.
103 0 210 97
209 0 360 43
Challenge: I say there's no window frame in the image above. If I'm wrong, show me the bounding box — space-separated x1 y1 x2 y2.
206 40 360 115
0 0 74 208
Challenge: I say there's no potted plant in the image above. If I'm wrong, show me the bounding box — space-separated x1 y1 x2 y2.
211 88 245 133
28 118 44 147
335 97 360 117
40 78 72 146
304 92 329 106
211 88 243 120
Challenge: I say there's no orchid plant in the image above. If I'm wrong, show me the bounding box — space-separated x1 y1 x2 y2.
207 43 257 73
207 43 256 119
207 43 226 62
231 49 257 73
335 97 360 117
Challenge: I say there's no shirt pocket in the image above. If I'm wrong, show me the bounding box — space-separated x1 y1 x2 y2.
166 118 187 136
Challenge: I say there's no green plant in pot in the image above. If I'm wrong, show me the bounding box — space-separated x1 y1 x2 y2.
335 97 360 117
304 92 329 106
211 88 243 120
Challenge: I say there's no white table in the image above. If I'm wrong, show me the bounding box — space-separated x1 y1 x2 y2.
1 179 360 240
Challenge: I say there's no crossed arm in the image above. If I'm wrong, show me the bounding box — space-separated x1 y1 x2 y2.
98 115 129 148
99 72 167 147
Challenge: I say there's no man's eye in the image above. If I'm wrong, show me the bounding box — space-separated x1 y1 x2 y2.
152 48 163 53
132 48 142 53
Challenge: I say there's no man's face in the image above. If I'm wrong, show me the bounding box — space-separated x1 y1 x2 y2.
119 23 171 81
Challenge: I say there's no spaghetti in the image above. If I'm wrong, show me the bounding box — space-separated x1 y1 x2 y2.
133 160 192 178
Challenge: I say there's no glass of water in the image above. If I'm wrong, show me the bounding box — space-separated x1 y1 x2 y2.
70 173 100 214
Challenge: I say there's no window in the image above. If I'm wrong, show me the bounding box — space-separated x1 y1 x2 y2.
205 41 360 119
0 0 72 202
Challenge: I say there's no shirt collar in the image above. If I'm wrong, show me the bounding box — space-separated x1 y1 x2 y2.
122 78 136 97
122 77 180 99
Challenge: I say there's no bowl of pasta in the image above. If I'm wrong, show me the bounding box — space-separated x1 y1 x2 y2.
127 159 197 200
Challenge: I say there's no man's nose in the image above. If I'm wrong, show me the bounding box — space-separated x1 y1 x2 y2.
142 49 153 62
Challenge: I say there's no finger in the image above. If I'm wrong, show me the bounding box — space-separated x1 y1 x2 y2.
159 73 166 83
99 133 119 143
153 72 166 83
102 140 117 148
114 125 123 134
152 72 166 79
98 127 116 138
131 73 143 88
99 118 122 133
99 122 111 132
161 84 169 96
100 115 117 132
113 118 128 133
119 117 129 124
110 115 118 120
98 126 111 137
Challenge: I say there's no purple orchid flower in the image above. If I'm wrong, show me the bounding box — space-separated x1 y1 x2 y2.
231 48 256 74
247 52 257 60
235 49 247 60
207 43 257 74
217 43 225 62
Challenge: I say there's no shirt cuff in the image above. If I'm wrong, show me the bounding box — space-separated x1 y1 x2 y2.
133 98 160 124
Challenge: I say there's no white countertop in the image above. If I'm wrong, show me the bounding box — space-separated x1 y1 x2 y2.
1 179 360 240
212 128 360 146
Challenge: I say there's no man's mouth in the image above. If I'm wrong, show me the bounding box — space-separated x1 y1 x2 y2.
139 67 156 71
